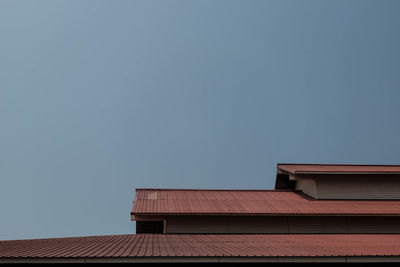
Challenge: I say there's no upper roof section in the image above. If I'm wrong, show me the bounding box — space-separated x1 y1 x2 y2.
276 163 400 199
131 188 400 217
277 163 400 175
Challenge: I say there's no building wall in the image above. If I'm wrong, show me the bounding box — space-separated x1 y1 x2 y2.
166 216 228 233
293 174 400 199
287 216 347 233
295 179 318 198
228 216 288 233
347 217 400 233
165 216 400 234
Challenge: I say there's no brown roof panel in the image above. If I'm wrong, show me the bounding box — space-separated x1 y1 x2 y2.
277 163 400 174
131 189 400 216
1 234 400 259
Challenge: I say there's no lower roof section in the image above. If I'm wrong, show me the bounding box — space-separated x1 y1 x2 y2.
1 234 400 262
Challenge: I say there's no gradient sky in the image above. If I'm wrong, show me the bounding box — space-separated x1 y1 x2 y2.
1 0 400 240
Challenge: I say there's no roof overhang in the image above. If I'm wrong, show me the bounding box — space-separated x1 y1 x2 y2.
277 163 400 175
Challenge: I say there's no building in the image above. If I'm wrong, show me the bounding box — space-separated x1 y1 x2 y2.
1 163 400 263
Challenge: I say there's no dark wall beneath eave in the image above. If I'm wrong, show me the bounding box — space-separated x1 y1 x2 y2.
294 174 400 199
166 216 400 234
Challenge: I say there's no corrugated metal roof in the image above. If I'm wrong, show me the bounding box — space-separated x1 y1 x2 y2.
278 164 400 174
132 189 400 215
1 234 400 258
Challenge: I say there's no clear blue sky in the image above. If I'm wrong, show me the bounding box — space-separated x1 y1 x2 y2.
1 0 400 240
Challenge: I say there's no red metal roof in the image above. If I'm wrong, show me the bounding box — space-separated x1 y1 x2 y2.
132 189 400 215
1 234 400 259
278 163 400 174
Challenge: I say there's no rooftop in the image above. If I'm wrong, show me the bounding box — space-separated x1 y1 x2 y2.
1 234 400 263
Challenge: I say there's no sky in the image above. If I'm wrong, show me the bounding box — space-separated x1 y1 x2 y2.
1 0 400 240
